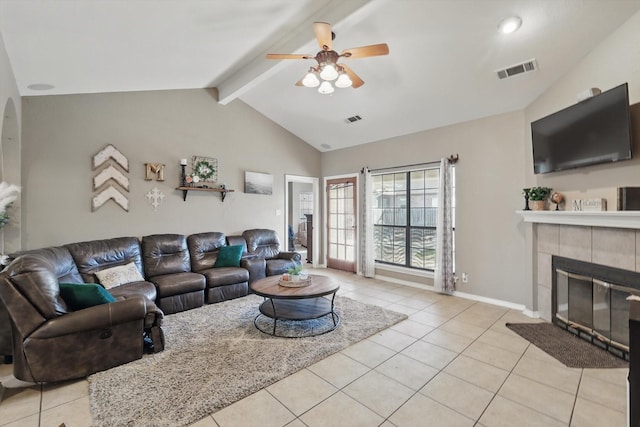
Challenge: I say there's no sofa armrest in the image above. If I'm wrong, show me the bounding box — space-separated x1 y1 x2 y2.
278 251 302 263
241 257 266 284
29 297 148 339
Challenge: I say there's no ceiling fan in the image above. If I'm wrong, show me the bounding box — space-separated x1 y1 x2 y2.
266 22 389 94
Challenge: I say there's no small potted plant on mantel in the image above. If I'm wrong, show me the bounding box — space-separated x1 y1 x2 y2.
525 187 553 210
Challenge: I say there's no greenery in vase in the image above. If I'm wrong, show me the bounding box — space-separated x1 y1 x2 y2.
287 265 303 275
525 187 552 201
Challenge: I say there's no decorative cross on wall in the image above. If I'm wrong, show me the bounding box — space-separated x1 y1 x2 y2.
145 187 165 211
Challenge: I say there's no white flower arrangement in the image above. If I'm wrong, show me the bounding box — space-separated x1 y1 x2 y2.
0 181 20 229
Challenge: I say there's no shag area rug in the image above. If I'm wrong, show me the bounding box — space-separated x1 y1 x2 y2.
88 294 407 427
506 322 628 369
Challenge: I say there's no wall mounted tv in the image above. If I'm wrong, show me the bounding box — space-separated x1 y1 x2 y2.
531 82 632 174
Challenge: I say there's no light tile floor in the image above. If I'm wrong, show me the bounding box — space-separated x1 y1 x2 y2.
0 268 629 427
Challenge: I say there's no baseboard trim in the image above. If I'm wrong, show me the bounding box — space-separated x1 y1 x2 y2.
356 269 537 318
452 290 528 312
374 274 435 291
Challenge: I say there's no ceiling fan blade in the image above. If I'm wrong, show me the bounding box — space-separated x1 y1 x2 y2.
341 43 389 59
340 64 364 88
313 22 333 50
266 53 313 60
295 76 304 86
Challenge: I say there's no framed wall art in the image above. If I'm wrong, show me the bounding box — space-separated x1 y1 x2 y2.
244 171 273 195
190 156 218 184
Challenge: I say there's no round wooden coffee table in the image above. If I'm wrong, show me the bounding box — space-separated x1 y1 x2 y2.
250 274 340 337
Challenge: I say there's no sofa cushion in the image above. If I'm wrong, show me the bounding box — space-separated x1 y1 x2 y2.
2 254 69 318
65 236 144 284
200 267 249 287
242 229 281 259
151 272 206 298
214 245 243 268
95 262 145 289
187 232 226 272
11 247 84 283
142 234 191 277
108 281 157 302
59 283 116 310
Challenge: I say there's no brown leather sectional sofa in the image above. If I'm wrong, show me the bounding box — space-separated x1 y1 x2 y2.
0 228 301 383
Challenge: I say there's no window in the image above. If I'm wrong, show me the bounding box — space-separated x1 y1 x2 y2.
371 165 455 271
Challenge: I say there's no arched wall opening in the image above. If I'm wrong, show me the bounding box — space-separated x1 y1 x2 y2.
1 97 21 254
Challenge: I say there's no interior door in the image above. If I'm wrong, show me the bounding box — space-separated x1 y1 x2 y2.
326 177 356 272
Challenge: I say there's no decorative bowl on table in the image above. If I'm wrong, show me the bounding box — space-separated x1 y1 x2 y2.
279 273 311 288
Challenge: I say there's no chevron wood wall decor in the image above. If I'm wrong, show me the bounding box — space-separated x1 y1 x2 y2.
92 185 129 212
92 144 130 212
93 164 130 191
93 144 129 172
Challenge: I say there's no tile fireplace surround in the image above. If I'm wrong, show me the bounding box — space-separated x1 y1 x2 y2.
519 211 640 321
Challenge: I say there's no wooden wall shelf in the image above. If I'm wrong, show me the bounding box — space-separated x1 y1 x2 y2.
176 186 234 202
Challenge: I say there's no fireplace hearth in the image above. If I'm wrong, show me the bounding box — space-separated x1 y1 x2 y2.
552 256 640 360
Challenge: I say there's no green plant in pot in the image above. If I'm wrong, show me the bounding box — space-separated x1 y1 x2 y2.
527 187 552 210
287 264 304 281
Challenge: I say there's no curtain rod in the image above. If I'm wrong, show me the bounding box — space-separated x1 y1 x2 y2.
361 154 459 173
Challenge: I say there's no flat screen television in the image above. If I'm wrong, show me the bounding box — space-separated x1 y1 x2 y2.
531 83 632 174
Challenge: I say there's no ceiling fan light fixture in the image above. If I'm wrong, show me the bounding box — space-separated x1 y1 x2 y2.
335 73 352 88
320 64 339 81
318 81 335 94
302 71 320 88
498 15 522 34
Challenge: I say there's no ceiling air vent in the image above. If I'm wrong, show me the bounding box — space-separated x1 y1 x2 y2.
496 59 537 80
345 115 362 124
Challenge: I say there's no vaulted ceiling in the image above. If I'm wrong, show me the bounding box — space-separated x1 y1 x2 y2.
1 0 639 151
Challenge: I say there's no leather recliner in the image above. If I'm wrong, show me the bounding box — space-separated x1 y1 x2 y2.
242 229 302 276
142 234 206 314
0 250 156 383
187 232 250 303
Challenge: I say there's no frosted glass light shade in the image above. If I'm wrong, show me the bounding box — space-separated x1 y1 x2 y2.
320 64 338 81
498 16 522 34
335 73 352 88
302 72 320 87
318 81 335 94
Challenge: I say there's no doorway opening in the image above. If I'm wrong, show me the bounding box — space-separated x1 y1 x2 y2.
285 175 319 268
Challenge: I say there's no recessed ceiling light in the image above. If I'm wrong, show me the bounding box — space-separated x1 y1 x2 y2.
321 143 331 150
498 16 522 34
27 83 55 91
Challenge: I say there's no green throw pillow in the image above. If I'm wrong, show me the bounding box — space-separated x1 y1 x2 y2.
214 245 244 268
59 283 116 311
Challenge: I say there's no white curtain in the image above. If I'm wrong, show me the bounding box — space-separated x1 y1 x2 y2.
360 168 375 277
434 158 455 294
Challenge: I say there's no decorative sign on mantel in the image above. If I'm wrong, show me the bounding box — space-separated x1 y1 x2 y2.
572 198 606 211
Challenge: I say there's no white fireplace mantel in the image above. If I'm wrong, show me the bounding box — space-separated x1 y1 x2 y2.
517 210 640 229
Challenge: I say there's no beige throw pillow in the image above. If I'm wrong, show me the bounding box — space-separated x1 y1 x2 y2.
95 262 144 289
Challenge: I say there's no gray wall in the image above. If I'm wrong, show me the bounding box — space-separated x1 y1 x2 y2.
0 29 21 254
320 9 640 311
322 110 528 306
21 89 321 249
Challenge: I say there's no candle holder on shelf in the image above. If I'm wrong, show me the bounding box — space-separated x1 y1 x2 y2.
522 188 531 211
180 159 187 187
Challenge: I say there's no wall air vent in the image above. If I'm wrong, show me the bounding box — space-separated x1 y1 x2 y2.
345 115 362 124
496 59 537 79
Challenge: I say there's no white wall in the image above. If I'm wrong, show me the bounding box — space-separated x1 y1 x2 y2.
21 89 321 249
